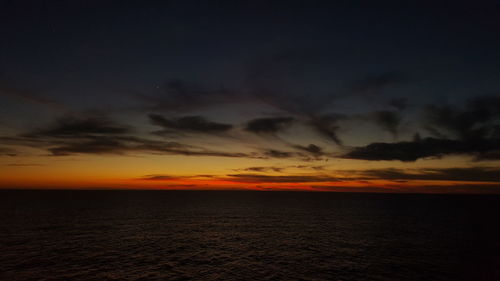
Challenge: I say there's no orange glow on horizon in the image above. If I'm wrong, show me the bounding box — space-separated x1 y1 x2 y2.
2 174 500 194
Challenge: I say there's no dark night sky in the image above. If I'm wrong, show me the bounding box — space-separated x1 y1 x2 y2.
1 0 500 191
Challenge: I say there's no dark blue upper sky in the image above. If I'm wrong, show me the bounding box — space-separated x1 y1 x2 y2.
2 1 499 111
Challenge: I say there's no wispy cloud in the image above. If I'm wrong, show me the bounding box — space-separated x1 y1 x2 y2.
291 144 324 157
136 166 500 192
354 167 500 182
262 149 294 158
342 136 500 162
3 115 258 158
25 115 129 138
235 166 284 173
245 117 294 135
149 114 233 134
425 95 500 140
342 95 500 162
309 114 345 145
224 174 341 183
0 147 17 157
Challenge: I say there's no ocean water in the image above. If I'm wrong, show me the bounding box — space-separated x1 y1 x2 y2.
1 191 499 281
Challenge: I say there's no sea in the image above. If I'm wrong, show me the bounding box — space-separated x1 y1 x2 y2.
1 190 499 281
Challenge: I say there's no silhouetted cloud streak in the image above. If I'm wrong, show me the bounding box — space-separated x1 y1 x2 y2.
359 167 500 182
343 136 500 162
245 117 293 135
4 115 256 158
26 116 129 138
149 114 232 134
292 144 324 156
225 174 340 183
342 96 500 161
239 166 284 173
425 96 500 140
263 149 294 158
0 147 17 157
309 114 345 145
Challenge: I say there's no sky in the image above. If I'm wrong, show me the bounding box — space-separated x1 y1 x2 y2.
1 0 500 192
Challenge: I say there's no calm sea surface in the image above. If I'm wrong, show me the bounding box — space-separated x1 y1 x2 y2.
1 190 499 281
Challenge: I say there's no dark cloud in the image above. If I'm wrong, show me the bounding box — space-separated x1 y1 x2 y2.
310 184 500 193
154 147 252 158
309 114 345 145
4 115 256 158
292 144 323 156
343 96 500 162
401 184 500 194
149 114 232 134
372 110 401 138
46 135 255 158
139 62 408 150
309 185 398 193
343 136 500 162
140 175 179 181
139 167 500 188
263 149 294 158
10 115 131 156
138 172 341 184
245 117 294 135
477 150 500 161
235 165 326 174
423 125 447 139
246 68 408 146
48 139 117 156
359 167 500 182
310 165 325 171
26 116 129 138
425 95 500 140
0 147 17 157
238 166 284 173
225 174 340 183
241 164 327 174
